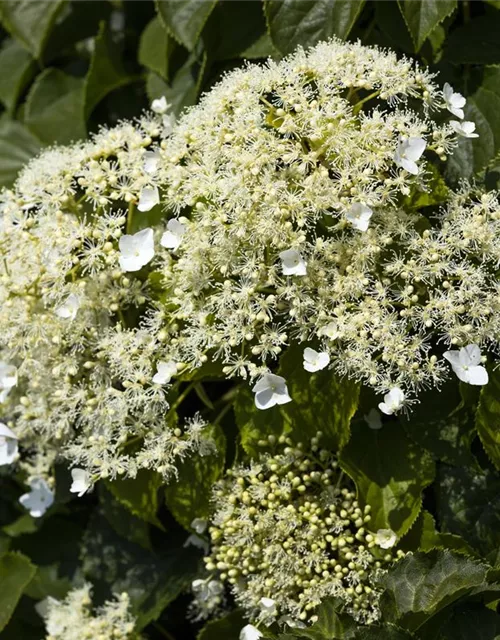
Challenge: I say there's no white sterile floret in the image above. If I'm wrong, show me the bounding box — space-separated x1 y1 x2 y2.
70 468 91 497
0 362 17 399
259 597 277 618
378 387 405 415
161 218 187 250
303 347 330 372
19 477 54 517
191 517 208 534
375 528 398 549
346 203 373 231
443 344 488 385
279 249 307 276
252 373 291 410
443 83 466 119
394 137 426 175
184 533 209 553
143 150 160 174
137 185 159 212
240 625 263 640
55 294 80 320
151 96 169 114
450 120 479 138
192 578 224 602
364 408 382 430
152 360 177 385
118 228 155 272
0 422 18 465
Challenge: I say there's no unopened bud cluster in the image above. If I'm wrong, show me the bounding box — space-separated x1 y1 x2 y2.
201 434 402 626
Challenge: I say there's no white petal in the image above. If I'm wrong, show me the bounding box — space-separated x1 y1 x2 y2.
468 365 489 386
462 344 482 366
240 625 263 640
152 360 177 385
191 517 207 534
0 438 18 465
364 408 382 430
0 362 17 390
138 186 159 212
55 294 80 320
151 96 168 114
144 151 160 174
70 468 91 497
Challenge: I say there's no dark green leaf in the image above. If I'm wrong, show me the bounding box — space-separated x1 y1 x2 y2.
156 0 217 51
436 603 500 640
340 421 435 537
0 552 37 632
397 0 457 51
106 469 164 530
445 13 500 64
374 2 413 53
0 39 35 115
476 368 500 470
99 484 152 550
0 0 66 59
24 68 86 145
241 33 278 59
400 510 477 557
379 550 488 631
139 17 172 80
0 119 41 188
23 564 72 600
353 625 415 639
165 424 226 529
197 610 247 640
264 0 365 55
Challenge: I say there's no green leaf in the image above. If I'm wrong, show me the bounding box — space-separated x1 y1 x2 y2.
165 424 226 529
444 13 500 64
379 550 489 631
155 0 217 51
476 369 500 470
99 484 152 550
340 421 435 537
288 597 357 639
264 0 365 55
0 39 35 115
400 510 477 557
397 0 457 51
279 345 360 451
241 33 278 59
0 119 41 188
436 464 500 557
436 603 500 640
23 564 72 600
139 17 172 80
0 0 66 59
403 163 449 210
198 610 247 640
374 1 413 53
24 68 86 145
106 469 164 530
353 625 415 639
0 552 37 632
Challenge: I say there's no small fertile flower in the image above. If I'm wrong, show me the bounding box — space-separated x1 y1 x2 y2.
19 478 54 517
152 360 177 385
450 120 479 138
0 362 17 403
144 150 160 174
252 373 291 410
394 137 426 175
259 597 277 618
55 294 80 320
0 423 18 465
375 528 398 549
303 347 330 372
346 203 373 231
443 344 488 385
161 219 186 250
118 228 155 272
70 468 91 497
443 83 466 119
137 185 159 212
279 249 307 276
378 387 405 415
240 625 262 640
191 517 208 534
151 96 169 114
364 408 382 430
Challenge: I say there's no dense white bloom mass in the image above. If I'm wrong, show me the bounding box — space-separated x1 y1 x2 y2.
443 344 488 385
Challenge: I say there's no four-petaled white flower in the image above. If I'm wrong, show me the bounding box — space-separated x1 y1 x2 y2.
303 347 330 372
70 468 91 497
364 408 382 430
192 578 224 602
19 478 54 517
137 185 160 212
0 422 18 465
183 533 209 553
252 373 291 410
152 360 177 385
443 83 466 119
319 322 340 340
240 625 263 640
151 96 169 114
144 150 160 174
443 344 488 385
0 361 17 403
450 120 479 138
55 294 80 320
118 228 155 272
161 218 187 250
346 203 373 231
394 137 426 175
375 528 398 549
279 249 307 276
191 517 208 534
259 597 277 618
378 387 405 415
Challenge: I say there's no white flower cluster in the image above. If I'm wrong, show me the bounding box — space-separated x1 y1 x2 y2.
196 434 403 628
39 584 141 640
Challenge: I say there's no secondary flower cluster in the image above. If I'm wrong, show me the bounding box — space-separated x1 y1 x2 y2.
39 584 141 640
196 434 403 628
